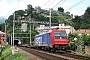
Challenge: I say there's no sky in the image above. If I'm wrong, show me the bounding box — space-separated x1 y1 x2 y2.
0 0 90 19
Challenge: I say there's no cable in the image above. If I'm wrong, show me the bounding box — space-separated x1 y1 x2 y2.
54 0 66 9
65 0 86 11
45 0 55 9
75 8 86 15
16 0 19 10
52 0 63 9
42 0 51 8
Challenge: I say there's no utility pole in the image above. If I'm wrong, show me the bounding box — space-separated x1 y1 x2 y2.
30 25 31 45
13 13 15 47
29 14 31 45
12 13 15 54
49 8 51 30
5 20 6 46
11 34 12 48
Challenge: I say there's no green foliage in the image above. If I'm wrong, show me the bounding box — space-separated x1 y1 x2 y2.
7 53 29 60
33 13 49 22
1 46 29 60
68 33 78 50
51 16 59 23
68 33 90 54
25 4 34 17
15 10 25 17
58 7 64 12
15 22 21 28
82 34 90 46
0 23 5 31
31 29 39 41
85 36 90 46
1 46 12 60
75 38 85 54
68 33 78 42
84 54 90 57
51 14 72 24
72 16 82 30
84 7 90 18
8 15 13 20
72 7 90 30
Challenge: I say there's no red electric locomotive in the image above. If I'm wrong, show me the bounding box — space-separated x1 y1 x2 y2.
34 29 68 51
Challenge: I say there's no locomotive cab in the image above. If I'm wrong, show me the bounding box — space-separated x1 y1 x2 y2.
51 30 68 50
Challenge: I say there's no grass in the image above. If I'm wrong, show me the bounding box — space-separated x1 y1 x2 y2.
6 53 29 60
84 54 90 57
1 46 12 60
1 46 29 60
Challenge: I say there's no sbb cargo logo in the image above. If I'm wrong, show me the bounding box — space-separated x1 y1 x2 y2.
35 37 42 44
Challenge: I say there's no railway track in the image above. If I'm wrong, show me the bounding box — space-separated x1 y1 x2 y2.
55 51 90 60
19 46 90 60
19 47 67 60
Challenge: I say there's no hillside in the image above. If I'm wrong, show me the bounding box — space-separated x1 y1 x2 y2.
52 13 72 24
36 10 73 24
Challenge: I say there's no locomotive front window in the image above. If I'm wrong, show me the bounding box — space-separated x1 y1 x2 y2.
54 32 67 39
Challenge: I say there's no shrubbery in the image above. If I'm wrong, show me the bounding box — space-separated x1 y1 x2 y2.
68 33 90 54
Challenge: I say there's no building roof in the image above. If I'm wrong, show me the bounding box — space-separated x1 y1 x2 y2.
0 31 5 34
74 29 90 34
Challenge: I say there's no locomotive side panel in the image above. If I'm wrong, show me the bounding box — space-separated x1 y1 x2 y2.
34 35 42 46
34 33 52 47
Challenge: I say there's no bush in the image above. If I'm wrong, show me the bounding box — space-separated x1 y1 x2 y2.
68 33 90 55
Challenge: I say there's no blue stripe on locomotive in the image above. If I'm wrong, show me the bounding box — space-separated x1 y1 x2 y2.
34 33 52 45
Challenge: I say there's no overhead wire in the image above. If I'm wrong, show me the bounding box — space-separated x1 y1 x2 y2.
52 0 63 9
65 0 86 11
75 4 90 16
45 0 55 9
54 0 66 9
16 0 19 11
42 0 86 16
42 0 51 8
75 8 86 15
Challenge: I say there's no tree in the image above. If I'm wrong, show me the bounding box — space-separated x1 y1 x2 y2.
31 29 39 41
72 16 82 30
8 15 13 20
84 7 90 18
82 34 90 46
15 10 25 17
0 23 5 31
58 7 64 12
66 11 70 15
72 7 90 30
68 33 78 50
84 7 90 26
25 4 34 17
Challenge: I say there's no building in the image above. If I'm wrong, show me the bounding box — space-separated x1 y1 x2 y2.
74 29 90 35
21 23 27 32
36 23 75 35
59 23 75 35
0 31 6 46
36 24 59 33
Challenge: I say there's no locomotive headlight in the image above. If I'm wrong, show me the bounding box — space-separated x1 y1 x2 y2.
55 42 58 44
18 41 21 44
